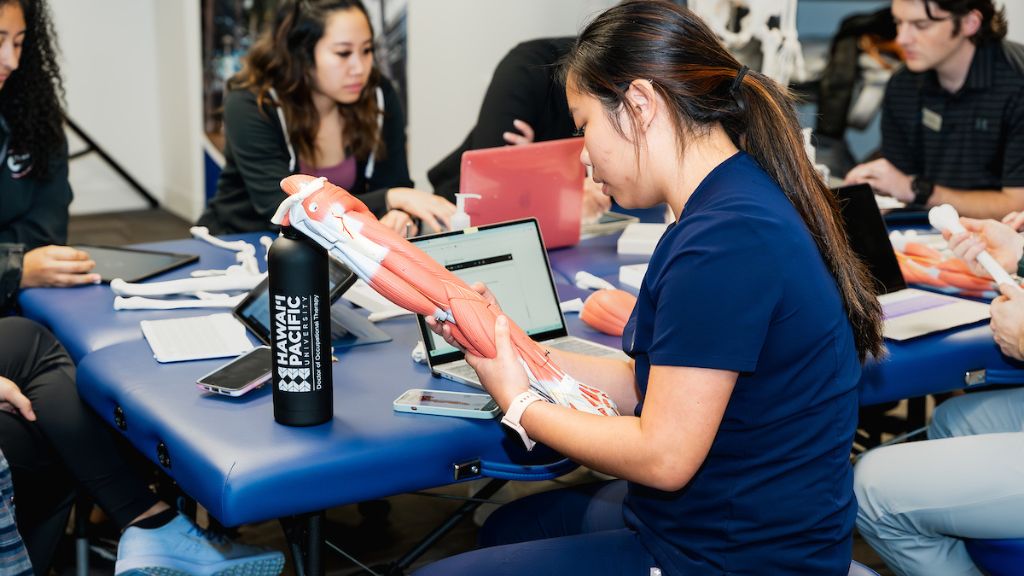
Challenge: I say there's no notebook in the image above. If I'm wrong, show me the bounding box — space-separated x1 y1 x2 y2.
459 137 585 249
835 183 990 341
411 218 628 388
141 313 253 363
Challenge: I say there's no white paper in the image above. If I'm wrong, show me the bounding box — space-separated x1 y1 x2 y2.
140 313 253 363
616 223 668 255
343 280 410 319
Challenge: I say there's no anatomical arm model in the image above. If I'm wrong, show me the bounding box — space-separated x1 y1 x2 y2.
273 174 619 416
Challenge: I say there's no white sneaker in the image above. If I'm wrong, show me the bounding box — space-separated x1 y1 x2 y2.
114 515 285 575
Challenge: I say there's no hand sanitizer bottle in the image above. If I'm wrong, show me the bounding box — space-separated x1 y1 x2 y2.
451 193 481 231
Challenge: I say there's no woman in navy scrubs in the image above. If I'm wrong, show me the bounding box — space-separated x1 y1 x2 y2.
418 2 884 575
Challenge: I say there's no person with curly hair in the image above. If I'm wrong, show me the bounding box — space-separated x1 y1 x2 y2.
199 0 455 237
0 2 286 574
0 0 100 314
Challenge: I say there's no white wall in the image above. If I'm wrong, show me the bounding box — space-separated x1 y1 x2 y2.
1004 0 1023 43
50 0 203 220
154 1 204 221
406 0 617 192
48 0 1024 217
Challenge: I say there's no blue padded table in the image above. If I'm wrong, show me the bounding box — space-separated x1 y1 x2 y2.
548 233 649 284
548 232 1018 408
76 311 574 529
861 324 1021 406
19 233 271 362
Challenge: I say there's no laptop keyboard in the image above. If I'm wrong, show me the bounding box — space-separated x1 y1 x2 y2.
549 337 626 358
445 362 480 382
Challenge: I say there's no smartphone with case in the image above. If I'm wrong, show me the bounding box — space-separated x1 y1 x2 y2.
196 346 272 397
393 389 500 419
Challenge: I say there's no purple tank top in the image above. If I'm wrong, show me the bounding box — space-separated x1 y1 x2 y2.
299 155 357 191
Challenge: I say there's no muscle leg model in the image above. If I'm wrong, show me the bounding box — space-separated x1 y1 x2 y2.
273 174 618 416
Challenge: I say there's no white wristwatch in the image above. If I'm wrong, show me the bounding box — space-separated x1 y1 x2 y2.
501 390 544 451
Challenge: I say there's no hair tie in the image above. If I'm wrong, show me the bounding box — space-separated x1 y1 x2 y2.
730 65 749 95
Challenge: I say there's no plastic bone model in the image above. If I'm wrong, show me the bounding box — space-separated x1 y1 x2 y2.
928 204 1016 287
109 227 268 310
272 175 619 416
690 0 806 86
888 230 998 297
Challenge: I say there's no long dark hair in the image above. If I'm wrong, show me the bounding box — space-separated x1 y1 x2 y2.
564 0 883 361
232 0 382 166
0 0 65 180
922 0 1007 43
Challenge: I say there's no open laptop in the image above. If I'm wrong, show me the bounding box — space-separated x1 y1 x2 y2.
412 218 628 388
835 184 990 341
460 137 585 249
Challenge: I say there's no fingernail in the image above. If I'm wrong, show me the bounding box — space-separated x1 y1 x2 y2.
497 315 507 326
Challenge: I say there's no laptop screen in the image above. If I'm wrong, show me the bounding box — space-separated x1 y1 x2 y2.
411 219 567 364
833 184 908 295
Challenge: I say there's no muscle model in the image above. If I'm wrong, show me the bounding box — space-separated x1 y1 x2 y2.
272 175 619 416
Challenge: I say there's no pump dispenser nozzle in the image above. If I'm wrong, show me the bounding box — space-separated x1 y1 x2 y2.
452 193 481 231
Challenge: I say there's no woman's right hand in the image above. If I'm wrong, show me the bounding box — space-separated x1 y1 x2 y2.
21 245 101 288
945 217 1024 278
0 376 35 421
386 187 456 233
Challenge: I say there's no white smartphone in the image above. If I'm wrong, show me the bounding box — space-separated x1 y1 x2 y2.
196 346 272 397
393 389 500 419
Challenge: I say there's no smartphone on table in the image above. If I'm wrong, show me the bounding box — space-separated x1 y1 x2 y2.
196 346 272 397
393 389 500 419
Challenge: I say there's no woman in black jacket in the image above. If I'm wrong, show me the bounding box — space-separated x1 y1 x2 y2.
199 0 454 236
0 0 98 313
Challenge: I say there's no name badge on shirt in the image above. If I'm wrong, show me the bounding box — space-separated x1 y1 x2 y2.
922 107 943 132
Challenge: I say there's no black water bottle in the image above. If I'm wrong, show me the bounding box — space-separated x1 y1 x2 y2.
268 227 333 426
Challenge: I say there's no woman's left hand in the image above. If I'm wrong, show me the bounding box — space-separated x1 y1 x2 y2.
465 315 530 411
386 188 456 233
425 314 528 411
0 377 35 421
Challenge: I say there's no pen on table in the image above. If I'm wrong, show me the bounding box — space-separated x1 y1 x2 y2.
405 222 412 238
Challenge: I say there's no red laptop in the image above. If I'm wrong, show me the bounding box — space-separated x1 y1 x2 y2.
459 137 585 248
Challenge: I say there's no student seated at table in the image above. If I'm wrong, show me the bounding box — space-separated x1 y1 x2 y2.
0 0 100 314
844 0 1024 220
0 316 285 576
427 37 611 223
417 2 884 574
198 0 454 237
856 216 1024 576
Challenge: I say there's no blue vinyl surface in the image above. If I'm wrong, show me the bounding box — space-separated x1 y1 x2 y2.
25 230 1018 527
548 234 649 282
19 234 271 362
76 313 571 527
547 232 1014 407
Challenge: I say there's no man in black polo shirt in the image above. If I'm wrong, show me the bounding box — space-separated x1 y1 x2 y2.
844 0 1024 219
